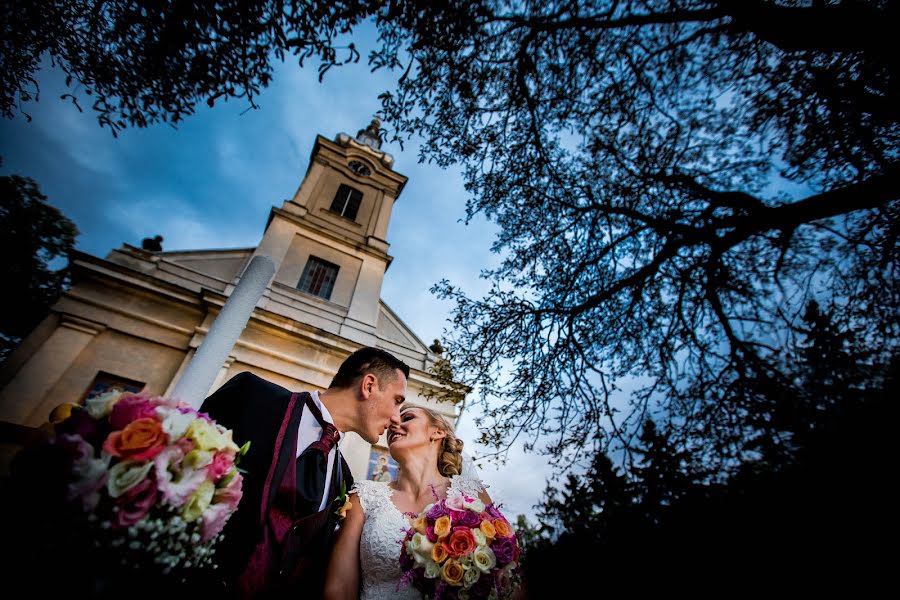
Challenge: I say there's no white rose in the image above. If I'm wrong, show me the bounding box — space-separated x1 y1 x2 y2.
156 406 196 439
407 540 427 566
463 562 480 587
465 498 485 513
472 528 487 547
411 532 434 558
85 390 121 419
424 560 441 579
107 460 153 498
473 546 497 573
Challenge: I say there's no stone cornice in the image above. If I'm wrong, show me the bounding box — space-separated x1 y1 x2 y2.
69 251 204 306
268 207 395 266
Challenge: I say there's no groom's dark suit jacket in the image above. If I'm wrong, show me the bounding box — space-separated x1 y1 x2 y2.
200 372 353 599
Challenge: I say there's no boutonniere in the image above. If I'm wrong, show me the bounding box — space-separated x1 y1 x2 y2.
334 481 352 521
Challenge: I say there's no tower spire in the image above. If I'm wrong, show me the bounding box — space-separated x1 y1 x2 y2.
356 117 382 150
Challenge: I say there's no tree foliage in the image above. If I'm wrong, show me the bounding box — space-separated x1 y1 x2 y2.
0 175 78 361
1 0 372 133
3 1 897 461
380 0 899 461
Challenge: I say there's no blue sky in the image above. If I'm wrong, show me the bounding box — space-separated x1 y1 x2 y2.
0 48 552 520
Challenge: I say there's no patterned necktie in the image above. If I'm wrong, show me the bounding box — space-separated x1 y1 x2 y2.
308 422 339 454
295 395 339 515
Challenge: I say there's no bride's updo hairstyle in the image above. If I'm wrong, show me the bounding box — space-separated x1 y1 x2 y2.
401 404 464 477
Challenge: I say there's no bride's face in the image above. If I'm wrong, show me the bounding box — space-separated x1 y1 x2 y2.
387 408 442 456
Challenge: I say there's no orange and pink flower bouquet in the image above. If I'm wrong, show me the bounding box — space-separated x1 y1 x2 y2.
399 490 522 599
15 390 246 579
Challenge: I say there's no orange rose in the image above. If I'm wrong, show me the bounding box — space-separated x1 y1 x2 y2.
446 527 477 557
493 518 513 538
431 542 449 564
440 559 465 586
434 515 452 539
480 520 496 539
103 417 167 461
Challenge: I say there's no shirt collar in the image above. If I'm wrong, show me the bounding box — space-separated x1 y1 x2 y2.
310 390 342 442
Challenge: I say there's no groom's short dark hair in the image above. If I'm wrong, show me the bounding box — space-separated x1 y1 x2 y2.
330 347 410 390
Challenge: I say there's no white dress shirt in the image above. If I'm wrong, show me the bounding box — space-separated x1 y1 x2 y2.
296 390 343 512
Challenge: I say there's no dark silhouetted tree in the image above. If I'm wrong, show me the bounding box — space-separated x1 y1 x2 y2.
631 419 697 525
525 308 896 594
0 175 78 362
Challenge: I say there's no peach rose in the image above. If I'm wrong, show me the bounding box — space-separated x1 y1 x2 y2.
493 518 513 538
413 514 428 535
440 559 465 586
431 542 449 564
103 417 167 461
434 515 452 539
480 519 497 539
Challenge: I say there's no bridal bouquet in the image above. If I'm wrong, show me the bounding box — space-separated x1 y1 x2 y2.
14 390 247 580
399 491 521 600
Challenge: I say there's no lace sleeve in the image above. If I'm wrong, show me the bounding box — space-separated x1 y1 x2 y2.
352 479 392 513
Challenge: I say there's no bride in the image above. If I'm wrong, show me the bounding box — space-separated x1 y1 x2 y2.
323 405 492 599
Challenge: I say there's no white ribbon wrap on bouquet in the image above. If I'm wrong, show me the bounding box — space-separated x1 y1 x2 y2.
172 255 275 409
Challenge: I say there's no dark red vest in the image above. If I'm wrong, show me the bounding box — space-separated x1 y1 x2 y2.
237 393 345 599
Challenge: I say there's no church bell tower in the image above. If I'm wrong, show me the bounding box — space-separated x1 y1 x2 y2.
250 120 408 347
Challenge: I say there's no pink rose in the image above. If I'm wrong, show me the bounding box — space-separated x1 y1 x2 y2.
112 476 158 528
109 394 157 430
214 471 243 510
207 452 234 482
201 474 243 541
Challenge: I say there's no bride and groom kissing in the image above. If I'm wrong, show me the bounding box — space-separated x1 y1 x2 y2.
202 346 500 599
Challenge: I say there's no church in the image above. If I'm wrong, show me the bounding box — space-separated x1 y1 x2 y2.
0 121 460 481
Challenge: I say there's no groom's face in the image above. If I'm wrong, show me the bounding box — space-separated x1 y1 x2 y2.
359 369 406 444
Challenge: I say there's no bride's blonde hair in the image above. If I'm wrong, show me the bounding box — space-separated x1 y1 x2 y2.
401 404 464 477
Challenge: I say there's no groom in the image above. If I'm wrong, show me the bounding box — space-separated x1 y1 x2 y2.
200 347 409 599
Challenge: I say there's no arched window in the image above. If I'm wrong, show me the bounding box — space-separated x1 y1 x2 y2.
329 184 363 221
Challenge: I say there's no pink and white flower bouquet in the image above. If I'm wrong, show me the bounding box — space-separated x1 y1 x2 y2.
16 390 246 578
399 490 522 600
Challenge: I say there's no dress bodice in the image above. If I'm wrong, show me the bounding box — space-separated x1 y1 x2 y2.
353 473 487 600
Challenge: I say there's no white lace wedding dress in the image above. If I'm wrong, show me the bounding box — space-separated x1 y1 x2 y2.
353 473 487 600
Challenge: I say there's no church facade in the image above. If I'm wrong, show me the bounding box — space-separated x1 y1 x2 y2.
0 122 458 480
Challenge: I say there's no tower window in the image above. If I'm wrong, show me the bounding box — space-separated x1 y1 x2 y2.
329 184 363 221
298 256 339 300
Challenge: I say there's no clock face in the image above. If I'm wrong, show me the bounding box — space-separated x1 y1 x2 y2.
348 160 372 176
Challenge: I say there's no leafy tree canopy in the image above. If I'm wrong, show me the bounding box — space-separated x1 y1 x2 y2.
3 1 897 463
380 0 899 463
0 175 78 361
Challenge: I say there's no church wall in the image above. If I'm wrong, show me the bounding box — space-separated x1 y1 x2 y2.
21 328 187 427
169 255 251 283
59 277 204 340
